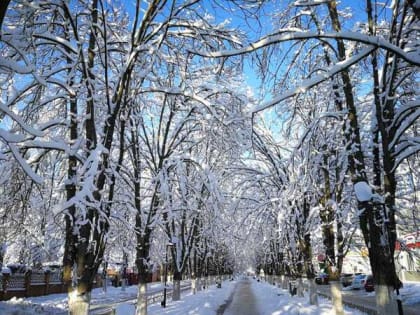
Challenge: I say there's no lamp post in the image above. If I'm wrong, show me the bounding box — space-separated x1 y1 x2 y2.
161 242 174 308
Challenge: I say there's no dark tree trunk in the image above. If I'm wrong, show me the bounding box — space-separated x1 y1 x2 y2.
172 269 182 301
0 0 10 35
320 152 336 273
336 221 344 274
136 234 151 315
327 2 400 314
407 0 420 19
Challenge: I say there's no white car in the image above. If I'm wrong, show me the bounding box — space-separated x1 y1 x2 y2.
349 274 368 289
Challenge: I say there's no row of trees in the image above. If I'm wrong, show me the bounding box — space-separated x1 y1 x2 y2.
0 1 418 315
0 1 248 314
218 1 418 315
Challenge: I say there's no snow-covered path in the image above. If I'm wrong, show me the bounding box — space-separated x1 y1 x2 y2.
223 278 259 315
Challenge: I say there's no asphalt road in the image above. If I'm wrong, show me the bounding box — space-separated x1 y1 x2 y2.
316 282 419 315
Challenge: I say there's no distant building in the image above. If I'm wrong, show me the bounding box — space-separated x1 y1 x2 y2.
341 248 371 274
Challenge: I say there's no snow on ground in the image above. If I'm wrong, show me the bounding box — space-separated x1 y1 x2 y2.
398 281 420 306
0 283 152 315
343 280 420 306
142 280 235 315
245 279 367 315
0 279 420 314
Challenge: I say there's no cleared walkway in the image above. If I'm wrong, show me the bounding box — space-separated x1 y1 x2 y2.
222 278 259 315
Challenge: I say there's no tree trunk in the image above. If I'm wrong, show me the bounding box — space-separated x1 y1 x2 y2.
62 5 79 310
135 281 148 315
296 277 304 297
0 0 10 34
320 152 336 268
191 276 197 294
336 220 345 274
0 244 4 271
68 291 91 315
308 279 318 306
282 275 288 290
331 281 344 315
269 274 275 286
302 194 318 306
327 1 401 313
196 277 202 292
194 253 201 292
376 284 399 315
407 0 420 19
66 266 97 314
172 274 181 301
62 2 110 313
196 258 202 291
366 0 403 305
135 232 151 315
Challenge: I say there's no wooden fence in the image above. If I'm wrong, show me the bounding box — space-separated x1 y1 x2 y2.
0 271 101 301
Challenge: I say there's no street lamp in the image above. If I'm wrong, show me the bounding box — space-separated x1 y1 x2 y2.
161 242 175 308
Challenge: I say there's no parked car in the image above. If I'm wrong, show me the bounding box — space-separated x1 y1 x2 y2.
315 273 329 285
350 274 368 289
364 275 374 292
364 275 403 292
340 273 354 287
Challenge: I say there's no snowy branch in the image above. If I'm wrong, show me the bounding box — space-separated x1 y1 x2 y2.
193 30 420 66
9 143 43 184
252 46 376 114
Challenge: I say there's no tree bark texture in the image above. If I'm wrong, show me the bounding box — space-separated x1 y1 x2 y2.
172 270 182 301
136 282 148 315
0 0 10 34
68 292 91 315
331 282 344 315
